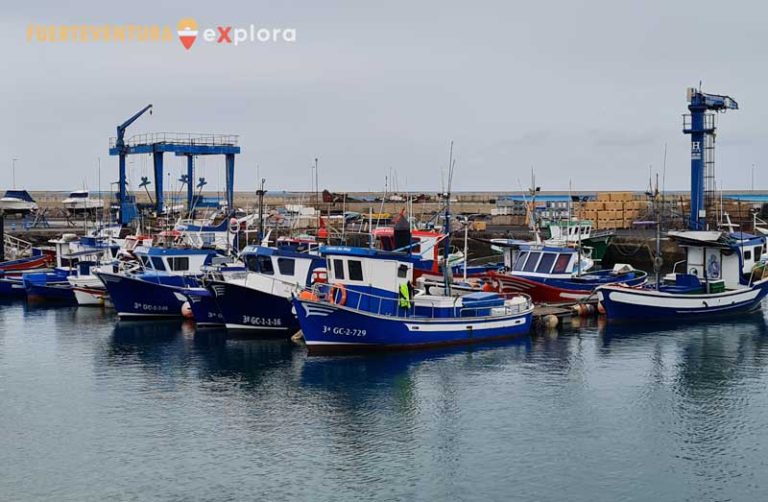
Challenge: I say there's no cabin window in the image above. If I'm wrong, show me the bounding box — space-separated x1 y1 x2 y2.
744 250 752 261
536 253 557 274
139 255 150 268
258 255 274 275
397 264 408 278
277 258 295 276
151 257 166 271
523 252 541 272
168 257 189 271
245 255 259 272
348 260 364 281
513 252 529 271
552 254 571 273
333 259 345 280
755 246 763 260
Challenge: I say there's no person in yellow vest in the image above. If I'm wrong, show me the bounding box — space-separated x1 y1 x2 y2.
398 281 413 309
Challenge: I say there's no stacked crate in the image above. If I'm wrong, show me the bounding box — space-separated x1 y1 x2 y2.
578 192 648 229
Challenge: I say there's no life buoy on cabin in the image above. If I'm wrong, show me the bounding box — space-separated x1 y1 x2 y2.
329 283 347 306
229 218 239 233
312 268 328 284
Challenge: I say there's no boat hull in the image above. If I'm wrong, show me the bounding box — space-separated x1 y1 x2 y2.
209 280 296 332
293 298 533 354
183 288 225 327
0 254 51 272
25 283 75 303
491 271 647 304
0 278 27 298
97 272 188 318
597 281 768 321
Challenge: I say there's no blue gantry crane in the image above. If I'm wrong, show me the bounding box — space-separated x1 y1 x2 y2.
683 87 738 230
109 105 240 225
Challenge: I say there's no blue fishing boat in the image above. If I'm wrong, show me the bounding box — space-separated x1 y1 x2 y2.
22 235 117 303
97 247 218 318
292 246 534 353
597 231 768 320
208 245 325 332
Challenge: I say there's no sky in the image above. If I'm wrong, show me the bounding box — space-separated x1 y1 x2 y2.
1 0 766 194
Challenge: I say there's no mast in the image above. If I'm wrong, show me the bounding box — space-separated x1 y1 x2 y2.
443 141 455 295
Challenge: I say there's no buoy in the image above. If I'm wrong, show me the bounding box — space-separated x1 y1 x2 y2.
543 314 559 328
597 302 606 315
181 301 194 319
299 290 318 301
578 304 595 317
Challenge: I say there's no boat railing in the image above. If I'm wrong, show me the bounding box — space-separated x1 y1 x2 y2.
671 259 687 276
3 234 33 260
303 283 532 320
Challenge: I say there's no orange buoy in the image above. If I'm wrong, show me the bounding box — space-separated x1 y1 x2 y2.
299 290 319 301
329 283 347 306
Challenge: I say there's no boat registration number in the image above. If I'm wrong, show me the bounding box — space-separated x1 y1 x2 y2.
134 302 169 312
322 326 367 337
241 316 283 327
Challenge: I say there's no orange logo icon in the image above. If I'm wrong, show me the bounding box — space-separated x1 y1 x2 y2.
177 18 198 50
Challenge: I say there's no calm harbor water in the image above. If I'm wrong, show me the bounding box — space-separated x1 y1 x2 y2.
2 301 768 501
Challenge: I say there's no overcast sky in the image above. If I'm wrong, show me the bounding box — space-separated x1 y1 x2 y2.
1 0 765 194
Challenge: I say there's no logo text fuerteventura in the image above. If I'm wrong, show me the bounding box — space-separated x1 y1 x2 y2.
27 18 297 50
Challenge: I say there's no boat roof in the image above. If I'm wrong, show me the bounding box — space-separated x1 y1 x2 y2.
135 246 218 257
320 245 420 262
667 230 765 249
240 245 318 260
3 190 35 202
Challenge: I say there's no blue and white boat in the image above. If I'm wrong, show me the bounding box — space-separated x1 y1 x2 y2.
597 231 768 321
208 245 325 332
23 235 117 303
292 246 534 353
97 247 218 318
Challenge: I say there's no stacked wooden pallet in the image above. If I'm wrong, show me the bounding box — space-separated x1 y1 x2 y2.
576 192 648 230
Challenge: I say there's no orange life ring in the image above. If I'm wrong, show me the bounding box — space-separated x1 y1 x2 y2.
329 283 347 306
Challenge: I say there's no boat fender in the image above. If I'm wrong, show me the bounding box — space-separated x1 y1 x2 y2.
329 283 347 306
543 314 559 328
181 301 194 319
597 302 606 315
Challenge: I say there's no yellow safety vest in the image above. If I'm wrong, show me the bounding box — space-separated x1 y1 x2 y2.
398 282 411 308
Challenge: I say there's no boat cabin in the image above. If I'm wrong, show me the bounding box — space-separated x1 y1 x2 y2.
134 246 217 276
501 244 593 277
546 220 592 243
669 231 766 289
240 245 325 288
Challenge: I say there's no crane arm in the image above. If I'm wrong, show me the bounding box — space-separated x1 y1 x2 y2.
688 88 738 111
116 104 153 147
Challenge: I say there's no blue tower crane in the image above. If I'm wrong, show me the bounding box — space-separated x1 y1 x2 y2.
682 87 738 230
109 106 240 225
